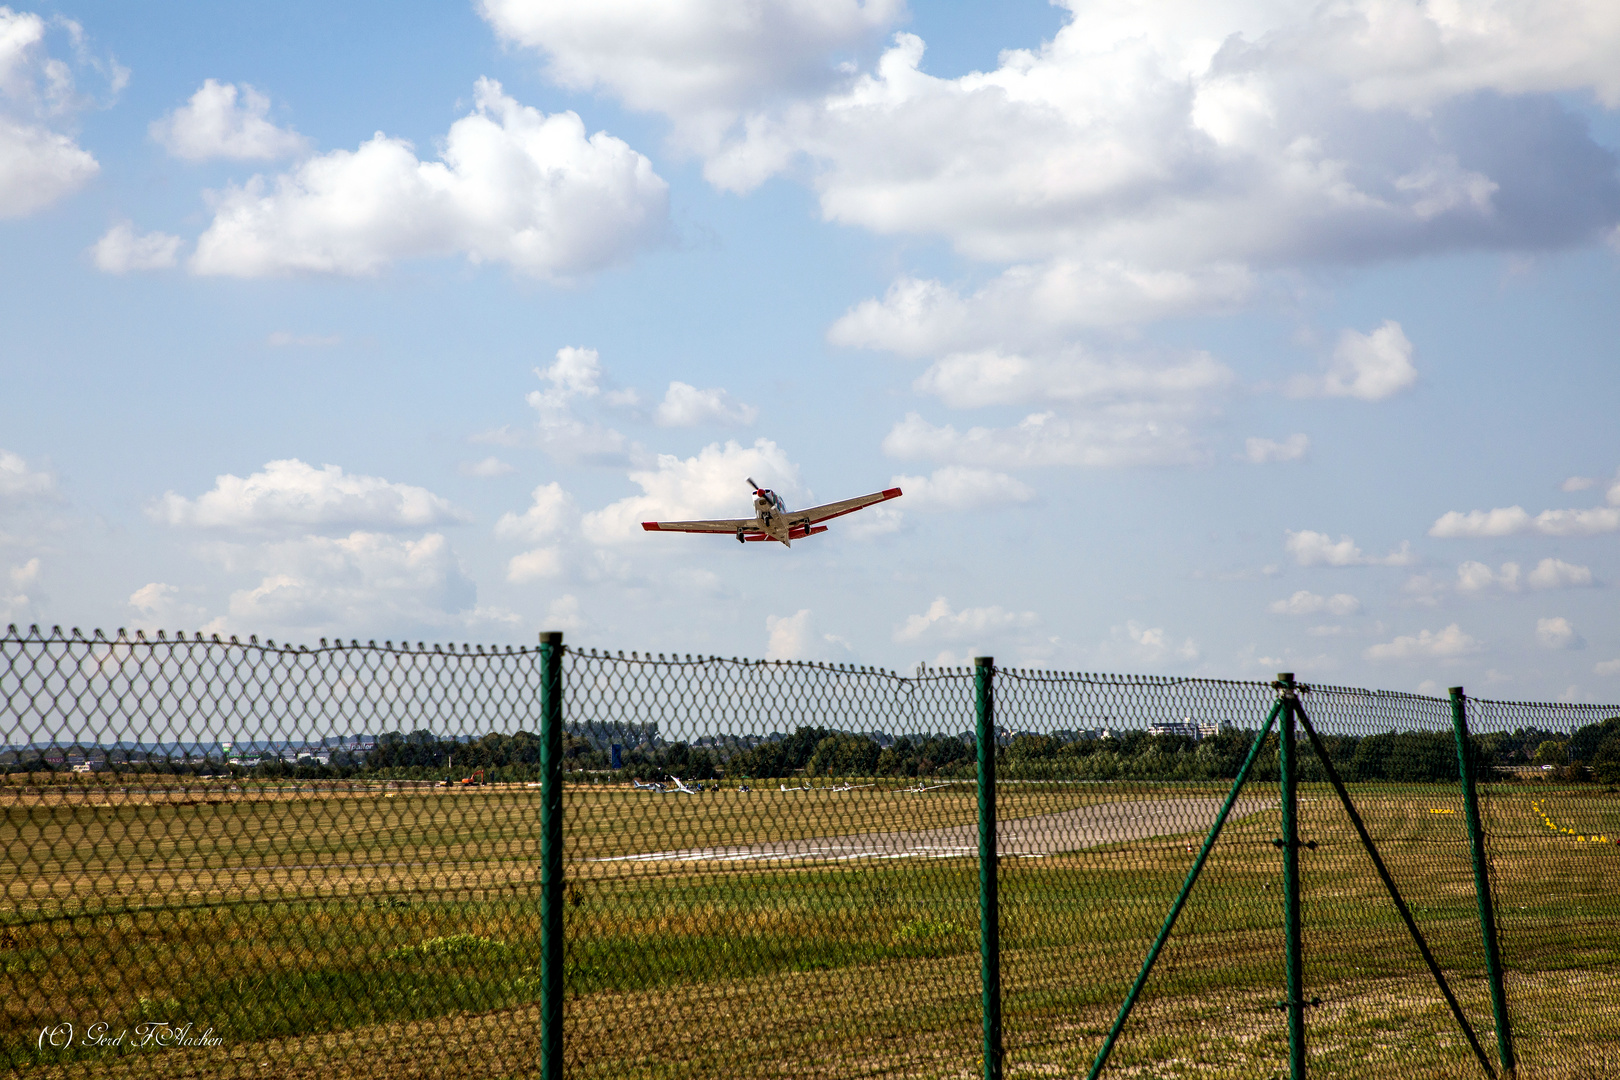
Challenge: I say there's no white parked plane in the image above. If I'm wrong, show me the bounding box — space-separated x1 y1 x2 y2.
669 776 704 794
642 478 903 547
829 782 876 792
631 778 666 792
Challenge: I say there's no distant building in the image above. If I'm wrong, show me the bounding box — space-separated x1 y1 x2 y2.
1149 718 1222 741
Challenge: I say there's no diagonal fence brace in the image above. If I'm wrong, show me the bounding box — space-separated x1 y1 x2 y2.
1293 702 1498 1080
1085 699 1284 1080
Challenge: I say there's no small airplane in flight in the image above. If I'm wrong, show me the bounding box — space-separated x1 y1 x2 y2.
642 478 903 547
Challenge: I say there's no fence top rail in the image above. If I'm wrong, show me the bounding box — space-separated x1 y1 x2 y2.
5 625 1618 713
3 623 543 656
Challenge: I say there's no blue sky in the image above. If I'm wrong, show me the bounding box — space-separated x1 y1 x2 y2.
3 0 1619 700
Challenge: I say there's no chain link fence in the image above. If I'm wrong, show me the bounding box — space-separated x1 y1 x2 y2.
3 625 1618 1078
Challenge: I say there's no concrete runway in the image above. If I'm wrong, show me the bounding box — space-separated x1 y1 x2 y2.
593 796 1274 865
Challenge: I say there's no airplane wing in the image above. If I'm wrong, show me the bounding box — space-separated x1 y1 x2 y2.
641 517 759 534
791 487 903 526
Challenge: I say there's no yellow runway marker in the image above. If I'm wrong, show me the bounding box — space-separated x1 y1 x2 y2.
1535 798 1614 847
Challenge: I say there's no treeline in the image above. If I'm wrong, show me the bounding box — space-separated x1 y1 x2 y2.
10 715 1620 785
343 716 1620 785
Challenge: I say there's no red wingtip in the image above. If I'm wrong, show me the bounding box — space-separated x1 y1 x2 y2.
641 522 659 531
882 487 903 499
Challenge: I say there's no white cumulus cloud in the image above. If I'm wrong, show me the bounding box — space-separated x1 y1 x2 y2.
1527 558 1594 590
762 609 855 662
1456 561 1521 594
705 9 1620 260
480 0 905 152
497 347 634 465
1242 434 1309 464
886 349 1234 470
884 408 1213 470
1431 502 1620 538
1542 615 1581 650
153 459 465 533
91 222 182 273
654 382 758 427
506 546 565 584
1365 623 1482 660
910 349 1232 411
1104 620 1200 666
0 9 110 218
459 456 515 478
1451 558 1592 594
1529 615 1581 650
1269 591 1360 616
1 557 41 621
1595 658 1620 678
127 582 212 631
215 531 500 637
1288 322 1418 402
582 438 803 542
0 119 97 216
495 482 579 546
829 262 1254 355
895 596 1038 643
1536 616 1584 651
191 78 668 280
765 609 815 661
888 467 1033 512
1284 530 1414 568
0 449 54 499
150 79 308 161
843 503 903 539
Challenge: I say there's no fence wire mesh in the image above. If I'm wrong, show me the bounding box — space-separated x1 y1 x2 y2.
2 625 1618 1079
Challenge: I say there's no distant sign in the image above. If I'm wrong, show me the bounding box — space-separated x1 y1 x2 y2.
611 743 622 770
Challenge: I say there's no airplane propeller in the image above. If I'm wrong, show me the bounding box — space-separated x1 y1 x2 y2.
746 477 760 493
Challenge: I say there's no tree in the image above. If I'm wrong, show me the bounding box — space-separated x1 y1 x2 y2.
1533 740 1569 767
1570 717 1620 763
806 734 880 777
1591 737 1620 785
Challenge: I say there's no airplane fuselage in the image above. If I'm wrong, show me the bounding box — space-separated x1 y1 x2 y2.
742 490 828 547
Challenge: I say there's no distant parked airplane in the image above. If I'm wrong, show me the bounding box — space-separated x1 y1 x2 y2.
642 478 902 547
669 776 704 794
631 778 666 792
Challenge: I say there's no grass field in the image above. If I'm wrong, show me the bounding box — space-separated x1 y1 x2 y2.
3 774 1619 1078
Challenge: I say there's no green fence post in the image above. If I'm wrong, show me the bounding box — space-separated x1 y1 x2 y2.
1277 673 1307 1079
975 656 1002 1080
539 631 565 1080
1085 699 1283 1080
1451 686 1516 1078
